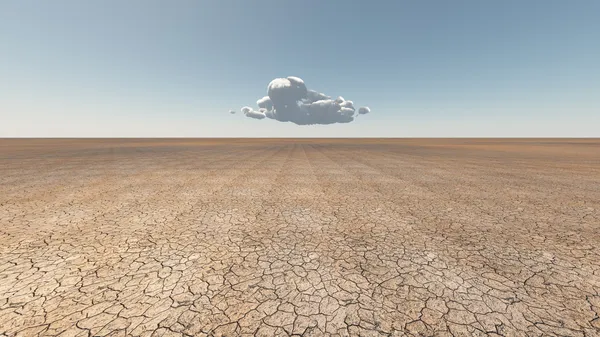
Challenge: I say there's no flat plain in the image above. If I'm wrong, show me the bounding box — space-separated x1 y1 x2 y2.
0 138 599 337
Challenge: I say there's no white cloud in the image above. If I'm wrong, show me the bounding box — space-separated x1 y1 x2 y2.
234 76 371 125
242 106 266 119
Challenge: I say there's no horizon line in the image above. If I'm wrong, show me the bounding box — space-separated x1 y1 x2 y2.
2 137 598 140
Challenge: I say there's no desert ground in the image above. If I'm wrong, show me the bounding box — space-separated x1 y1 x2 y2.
0 138 599 337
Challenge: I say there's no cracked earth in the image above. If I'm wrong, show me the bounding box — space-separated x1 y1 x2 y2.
0 138 599 337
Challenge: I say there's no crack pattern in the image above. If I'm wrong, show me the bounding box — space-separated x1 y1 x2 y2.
0 138 599 337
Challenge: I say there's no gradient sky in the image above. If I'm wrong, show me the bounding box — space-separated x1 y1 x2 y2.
1 0 599 137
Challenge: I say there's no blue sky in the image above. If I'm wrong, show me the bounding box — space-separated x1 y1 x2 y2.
1 0 599 137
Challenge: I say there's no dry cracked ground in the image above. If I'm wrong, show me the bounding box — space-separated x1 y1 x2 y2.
1 138 599 337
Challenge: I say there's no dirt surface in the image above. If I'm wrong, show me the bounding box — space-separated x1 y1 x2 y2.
1 138 599 337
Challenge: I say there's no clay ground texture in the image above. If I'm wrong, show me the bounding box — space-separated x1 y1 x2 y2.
0 138 599 337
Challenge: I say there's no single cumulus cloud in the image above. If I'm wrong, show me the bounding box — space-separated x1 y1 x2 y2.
233 76 371 125
229 109 236 114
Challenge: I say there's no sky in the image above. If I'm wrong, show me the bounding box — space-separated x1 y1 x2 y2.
1 0 599 137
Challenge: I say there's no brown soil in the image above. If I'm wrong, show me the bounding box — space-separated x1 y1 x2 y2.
1 138 599 336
